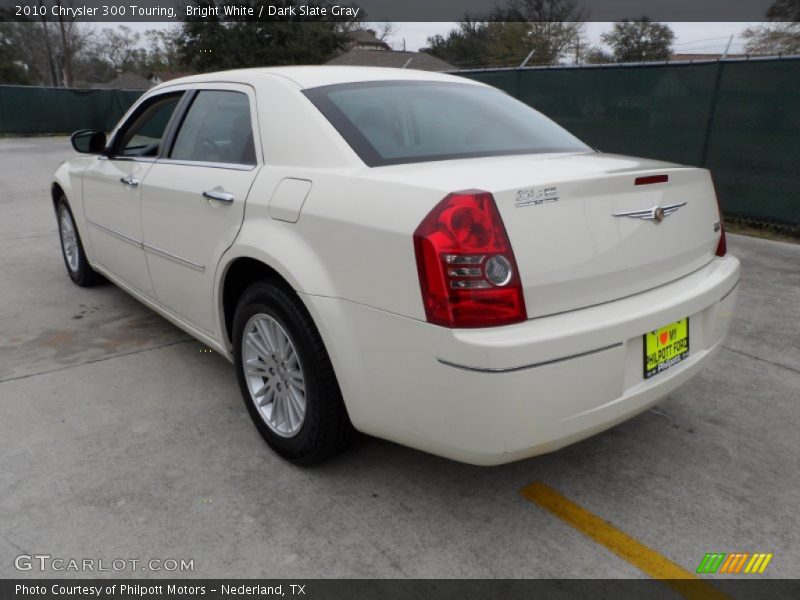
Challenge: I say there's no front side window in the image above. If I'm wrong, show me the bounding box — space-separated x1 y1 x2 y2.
170 91 256 165
304 81 592 167
117 93 182 157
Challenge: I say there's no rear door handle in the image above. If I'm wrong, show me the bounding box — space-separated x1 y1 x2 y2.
203 189 235 204
120 175 139 187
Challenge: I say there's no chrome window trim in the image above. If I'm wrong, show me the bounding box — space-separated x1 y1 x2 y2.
437 342 623 374
155 157 256 171
99 156 158 163
108 83 263 168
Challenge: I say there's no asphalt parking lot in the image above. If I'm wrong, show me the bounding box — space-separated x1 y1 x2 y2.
1 137 799 587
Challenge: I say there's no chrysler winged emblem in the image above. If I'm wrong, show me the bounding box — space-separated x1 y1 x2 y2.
612 202 686 223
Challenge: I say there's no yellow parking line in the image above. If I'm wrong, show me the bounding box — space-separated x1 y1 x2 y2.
520 482 729 600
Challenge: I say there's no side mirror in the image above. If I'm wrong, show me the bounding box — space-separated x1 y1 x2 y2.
71 129 107 154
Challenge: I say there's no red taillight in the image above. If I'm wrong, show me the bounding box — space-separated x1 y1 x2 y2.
716 224 727 257
413 190 527 328
634 174 669 186
711 174 727 257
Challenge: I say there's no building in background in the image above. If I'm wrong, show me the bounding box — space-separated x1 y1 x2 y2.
345 29 392 51
669 53 748 61
326 49 454 71
149 71 195 86
91 72 153 90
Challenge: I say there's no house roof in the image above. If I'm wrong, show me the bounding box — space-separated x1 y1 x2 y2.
325 49 454 72
669 53 748 61
149 70 196 82
92 72 152 90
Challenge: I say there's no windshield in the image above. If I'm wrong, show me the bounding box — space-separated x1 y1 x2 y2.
303 80 592 167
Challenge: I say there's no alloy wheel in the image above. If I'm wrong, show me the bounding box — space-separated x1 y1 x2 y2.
59 208 80 273
241 313 307 438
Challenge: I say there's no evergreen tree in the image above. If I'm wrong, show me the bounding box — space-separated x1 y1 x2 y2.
600 18 675 63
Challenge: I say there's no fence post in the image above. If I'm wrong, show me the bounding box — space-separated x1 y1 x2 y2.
699 61 725 167
0 91 6 133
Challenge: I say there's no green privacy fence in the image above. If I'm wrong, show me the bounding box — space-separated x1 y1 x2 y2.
1 60 798 225
460 57 800 227
0 85 142 135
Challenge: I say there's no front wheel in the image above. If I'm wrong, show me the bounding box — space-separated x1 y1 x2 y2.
232 281 354 464
57 198 103 287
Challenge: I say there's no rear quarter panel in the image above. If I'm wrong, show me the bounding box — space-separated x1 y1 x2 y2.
221 74 446 322
225 168 441 321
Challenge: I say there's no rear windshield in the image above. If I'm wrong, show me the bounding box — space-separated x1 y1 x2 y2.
303 81 591 167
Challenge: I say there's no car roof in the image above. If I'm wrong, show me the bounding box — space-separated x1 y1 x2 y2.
155 66 486 90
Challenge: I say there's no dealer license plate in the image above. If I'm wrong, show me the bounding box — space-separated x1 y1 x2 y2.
644 318 689 379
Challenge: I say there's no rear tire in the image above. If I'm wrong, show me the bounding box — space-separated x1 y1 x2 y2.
232 280 354 464
57 197 103 287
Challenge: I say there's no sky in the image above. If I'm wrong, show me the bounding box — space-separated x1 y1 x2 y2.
120 21 759 57
390 22 758 54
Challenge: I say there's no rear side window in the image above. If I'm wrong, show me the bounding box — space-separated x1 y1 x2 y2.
170 91 256 165
304 81 591 167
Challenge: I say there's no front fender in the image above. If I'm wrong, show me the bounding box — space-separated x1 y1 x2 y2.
52 157 94 257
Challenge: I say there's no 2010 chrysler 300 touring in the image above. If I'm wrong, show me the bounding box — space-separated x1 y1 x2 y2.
53 67 739 465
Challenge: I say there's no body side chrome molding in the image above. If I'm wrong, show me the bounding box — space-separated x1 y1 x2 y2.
143 242 206 272
86 218 142 247
86 219 205 272
437 342 623 374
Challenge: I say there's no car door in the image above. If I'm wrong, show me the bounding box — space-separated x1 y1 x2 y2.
140 85 261 335
82 92 184 296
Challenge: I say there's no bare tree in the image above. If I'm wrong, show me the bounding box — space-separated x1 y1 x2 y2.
366 22 398 45
145 27 183 72
501 0 587 65
27 0 93 86
1 21 64 85
93 26 145 72
427 0 587 68
742 23 800 54
37 0 59 86
741 0 800 55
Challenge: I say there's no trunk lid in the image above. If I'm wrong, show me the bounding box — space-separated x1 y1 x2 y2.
493 155 721 318
379 152 722 319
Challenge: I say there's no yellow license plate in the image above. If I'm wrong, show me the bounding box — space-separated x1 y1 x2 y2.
644 318 689 379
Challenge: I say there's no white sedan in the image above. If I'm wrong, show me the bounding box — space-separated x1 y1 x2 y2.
53 67 739 465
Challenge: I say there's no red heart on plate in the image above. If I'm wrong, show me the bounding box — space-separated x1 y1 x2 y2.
660 331 669 345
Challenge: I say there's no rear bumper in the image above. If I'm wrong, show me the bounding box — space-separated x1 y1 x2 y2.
303 255 740 465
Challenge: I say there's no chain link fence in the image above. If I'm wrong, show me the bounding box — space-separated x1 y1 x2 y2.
460 57 800 227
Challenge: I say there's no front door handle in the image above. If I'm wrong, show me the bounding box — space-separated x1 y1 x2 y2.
203 189 235 204
120 175 139 187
